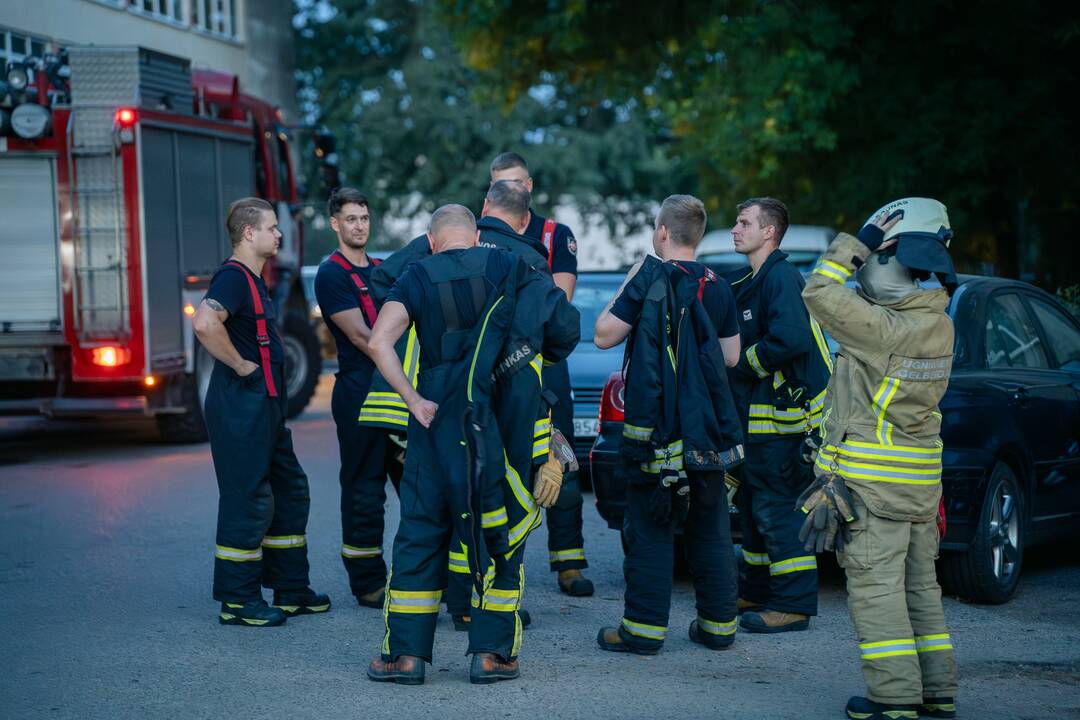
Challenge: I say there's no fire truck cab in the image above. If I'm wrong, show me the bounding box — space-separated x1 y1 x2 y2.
0 46 322 441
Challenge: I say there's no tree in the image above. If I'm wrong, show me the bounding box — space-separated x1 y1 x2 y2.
434 0 1080 287
294 0 689 254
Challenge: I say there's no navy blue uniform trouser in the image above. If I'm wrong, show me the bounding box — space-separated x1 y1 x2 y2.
385 390 526 662
618 470 738 651
542 359 586 572
331 369 395 597
737 436 819 615
207 363 311 603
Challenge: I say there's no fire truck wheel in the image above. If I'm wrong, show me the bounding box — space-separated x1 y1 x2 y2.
283 309 321 418
156 374 209 443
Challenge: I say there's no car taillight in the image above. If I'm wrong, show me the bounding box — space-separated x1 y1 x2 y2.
599 371 625 424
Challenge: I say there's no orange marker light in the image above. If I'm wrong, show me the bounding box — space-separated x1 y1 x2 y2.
183 303 196 317
115 107 136 126
91 346 131 367
144 376 156 387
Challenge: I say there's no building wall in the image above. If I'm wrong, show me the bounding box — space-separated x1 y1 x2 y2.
0 0 297 118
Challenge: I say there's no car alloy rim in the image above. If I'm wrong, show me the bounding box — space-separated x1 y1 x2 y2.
283 334 308 398
988 481 1019 581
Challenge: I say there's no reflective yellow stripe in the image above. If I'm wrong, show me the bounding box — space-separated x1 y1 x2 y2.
467 296 504 402
482 587 521 612
915 633 953 653
532 439 550 458
365 391 408 406
860 638 917 660
503 455 540 549
748 420 810 435
809 316 834 372
534 417 552 436
261 534 306 549
342 544 382 558
812 260 850 284
549 548 585 563
623 423 653 442
402 326 420 386
697 616 737 636
873 377 901 445
667 345 677 372
358 409 410 426
387 589 442 614
741 549 770 566
746 344 768 378
482 506 508 528
621 618 667 641
817 449 941 485
770 555 818 576
215 544 262 562
640 440 685 473
511 564 525 657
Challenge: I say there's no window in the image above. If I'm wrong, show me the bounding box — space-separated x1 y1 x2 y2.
125 0 186 24
985 293 1048 369
0 27 50 69
194 0 238 39
1028 297 1080 372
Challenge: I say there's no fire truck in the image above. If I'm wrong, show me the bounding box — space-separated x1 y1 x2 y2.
0 46 323 441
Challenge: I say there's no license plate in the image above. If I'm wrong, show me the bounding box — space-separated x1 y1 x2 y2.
573 418 600 437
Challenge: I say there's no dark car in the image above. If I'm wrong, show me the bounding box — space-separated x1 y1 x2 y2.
566 271 625 480
591 276 1080 604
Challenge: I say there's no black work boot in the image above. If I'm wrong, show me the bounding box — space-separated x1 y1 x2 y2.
219 599 287 627
688 619 735 650
846 696 918 720
557 569 594 597
469 652 519 684
272 588 331 616
595 626 660 656
739 609 809 634
917 698 956 718
355 587 384 609
367 655 425 685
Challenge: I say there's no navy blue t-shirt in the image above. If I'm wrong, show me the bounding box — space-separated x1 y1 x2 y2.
204 261 285 366
612 260 740 339
314 254 378 379
385 247 515 369
524 212 577 276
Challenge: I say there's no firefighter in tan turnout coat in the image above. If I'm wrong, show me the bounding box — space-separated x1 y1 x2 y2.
800 198 959 720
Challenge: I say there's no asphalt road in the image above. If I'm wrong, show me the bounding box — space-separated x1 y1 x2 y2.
2 376 1079 719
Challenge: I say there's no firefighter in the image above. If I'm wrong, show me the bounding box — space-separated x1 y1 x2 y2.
192 197 329 627
801 199 959 720
489 152 593 597
592 194 745 654
314 187 396 609
725 197 832 634
365 205 579 685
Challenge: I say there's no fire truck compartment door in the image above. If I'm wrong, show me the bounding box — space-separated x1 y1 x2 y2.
0 156 61 331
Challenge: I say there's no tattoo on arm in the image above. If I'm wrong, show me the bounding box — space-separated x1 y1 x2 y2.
205 299 225 312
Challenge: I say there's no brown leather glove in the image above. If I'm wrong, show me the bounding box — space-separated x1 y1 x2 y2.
533 452 564 508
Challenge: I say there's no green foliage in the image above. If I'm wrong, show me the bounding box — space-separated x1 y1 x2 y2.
1057 286 1080 322
434 0 1080 286
294 0 690 247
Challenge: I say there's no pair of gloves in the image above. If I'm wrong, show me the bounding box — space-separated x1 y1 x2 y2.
796 473 859 553
649 467 690 526
533 428 578 508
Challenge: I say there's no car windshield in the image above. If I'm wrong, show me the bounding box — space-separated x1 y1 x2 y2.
573 274 624 342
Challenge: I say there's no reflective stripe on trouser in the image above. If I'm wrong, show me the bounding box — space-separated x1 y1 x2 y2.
383 402 527 663
207 363 311 603
837 492 958 705
543 358 587 571
620 471 737 652
333 370 394 596
735 437 818 615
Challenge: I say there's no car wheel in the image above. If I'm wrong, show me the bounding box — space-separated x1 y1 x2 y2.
282 310 321 419
939 461 1024 604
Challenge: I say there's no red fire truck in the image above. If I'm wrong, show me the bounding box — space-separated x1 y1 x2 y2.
0 46 323 441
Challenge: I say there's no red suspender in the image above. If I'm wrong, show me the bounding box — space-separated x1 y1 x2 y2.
671 261 714 301
225 261 278 398
329 251 381 328
541 218 557 270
